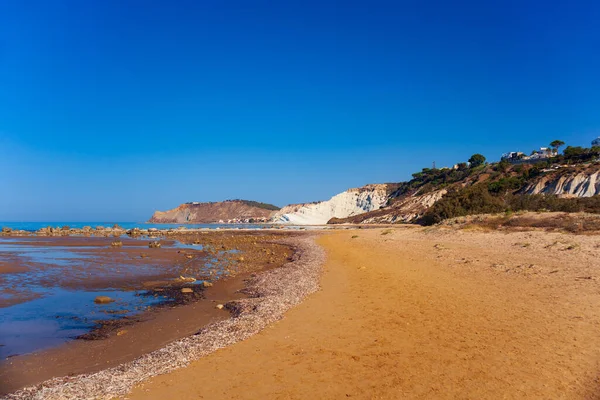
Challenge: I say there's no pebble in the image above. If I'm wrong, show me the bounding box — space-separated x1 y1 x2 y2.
94 296 115 304
181 288 193 294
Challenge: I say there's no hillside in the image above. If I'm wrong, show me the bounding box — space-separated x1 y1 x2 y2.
270 184 398 225
149 200 280 224
148 151 599 226
329 161 600 225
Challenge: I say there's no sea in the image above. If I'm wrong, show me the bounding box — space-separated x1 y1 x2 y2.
0 221 269 232
0 221 270 359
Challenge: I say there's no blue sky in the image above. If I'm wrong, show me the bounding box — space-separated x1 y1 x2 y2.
1 0 599 221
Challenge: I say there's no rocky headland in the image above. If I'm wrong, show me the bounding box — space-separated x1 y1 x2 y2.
148 200 280 224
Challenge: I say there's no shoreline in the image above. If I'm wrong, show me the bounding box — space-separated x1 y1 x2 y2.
3 233 325 399
0 268 253 394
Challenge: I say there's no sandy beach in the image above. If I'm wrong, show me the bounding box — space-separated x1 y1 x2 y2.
4 1 599 398
120 226 600 399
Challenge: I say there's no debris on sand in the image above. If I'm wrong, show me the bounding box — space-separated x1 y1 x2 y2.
177 276 196 283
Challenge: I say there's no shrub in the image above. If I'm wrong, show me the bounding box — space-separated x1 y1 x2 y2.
419 184 600 226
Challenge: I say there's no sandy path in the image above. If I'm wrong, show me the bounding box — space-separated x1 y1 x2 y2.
125 228 600 399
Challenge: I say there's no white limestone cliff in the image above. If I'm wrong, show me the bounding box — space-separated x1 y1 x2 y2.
271 184 393 225
523 170 600 197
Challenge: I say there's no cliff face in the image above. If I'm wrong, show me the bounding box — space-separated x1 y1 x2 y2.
330 189 447 224
149 200 279 224
523 169 600 197
148 165 600 226
270 184 396 225
331 164 600 224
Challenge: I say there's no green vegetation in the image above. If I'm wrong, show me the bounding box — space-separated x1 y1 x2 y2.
419 183 600 225
185 199 280 211
468 153 486 168
389 163 474 201
396 139 600 225
549 140 565 154
560 146 600 163
238 200 281 211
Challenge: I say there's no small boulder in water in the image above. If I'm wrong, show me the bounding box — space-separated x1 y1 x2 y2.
94 296 115 304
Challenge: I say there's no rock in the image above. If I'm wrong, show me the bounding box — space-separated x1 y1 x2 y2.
202 281 213 288
116 329 127 336
94 296 115 304
148 241 161 248
2 227 12 233
181 287 193 293
148 228 159 232
216 304 224 310
178 276 196 283
111 240 123 247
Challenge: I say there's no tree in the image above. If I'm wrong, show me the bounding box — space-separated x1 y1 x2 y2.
468 153 486 168
549 140 565 155
563 146 586 158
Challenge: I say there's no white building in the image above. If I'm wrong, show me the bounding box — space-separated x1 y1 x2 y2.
501 151 524 161
530 147 554 159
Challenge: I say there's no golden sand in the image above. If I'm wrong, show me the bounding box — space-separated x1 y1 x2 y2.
125 227 600 399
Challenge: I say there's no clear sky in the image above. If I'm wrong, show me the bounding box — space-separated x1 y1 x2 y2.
1 0 599 221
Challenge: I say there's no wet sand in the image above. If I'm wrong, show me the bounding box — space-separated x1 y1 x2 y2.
0 231 295 395
0 236 209 308
0 271 249 394
124 227 600 399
